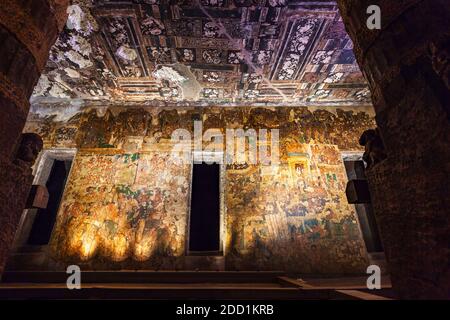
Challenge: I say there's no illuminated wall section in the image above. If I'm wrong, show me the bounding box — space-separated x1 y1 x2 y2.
24 105 375 273
50 151 191 269
225 144 366 273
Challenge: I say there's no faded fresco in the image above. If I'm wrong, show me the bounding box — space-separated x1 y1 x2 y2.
50 151 191 269
25 105 374 273
226 144 367 273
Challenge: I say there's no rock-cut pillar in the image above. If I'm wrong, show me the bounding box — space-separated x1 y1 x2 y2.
337 0 450 299
0 0 69 275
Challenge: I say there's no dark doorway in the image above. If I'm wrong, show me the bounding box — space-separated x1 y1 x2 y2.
189 162 221 253
27 160 72 245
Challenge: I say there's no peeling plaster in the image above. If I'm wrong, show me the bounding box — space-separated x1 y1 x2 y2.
29 101 84 122
64 68 81 79
116 45 138 62
66 4 98 36
64 50 93 69
153 66 187 84
324 73 344 83
171 64 202 100
33 1 373 107
33 75 52 96
48 84 71 99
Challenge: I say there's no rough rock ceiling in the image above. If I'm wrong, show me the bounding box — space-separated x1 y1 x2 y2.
32 0 371 106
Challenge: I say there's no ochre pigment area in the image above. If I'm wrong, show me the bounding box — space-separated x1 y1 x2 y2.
25 105 374 273
51 151 190 270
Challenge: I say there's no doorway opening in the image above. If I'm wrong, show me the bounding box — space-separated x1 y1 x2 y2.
27 159 72 245
188 162 221 254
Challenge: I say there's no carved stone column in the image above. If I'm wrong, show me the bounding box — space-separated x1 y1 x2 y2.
0 0 69 275
337 0 450 298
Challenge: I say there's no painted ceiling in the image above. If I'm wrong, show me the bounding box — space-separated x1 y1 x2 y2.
32 0 371 106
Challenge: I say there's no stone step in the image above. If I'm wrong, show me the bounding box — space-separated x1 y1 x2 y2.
0 282 343 300
0 271 394 300
1 270 287 284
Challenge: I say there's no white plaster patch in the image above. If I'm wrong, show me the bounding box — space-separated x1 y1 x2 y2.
66 4 98 36
89 88 105 97
33 75 51 96
68 34 92 55
31 102 83 122
64 68 81 79
66 5 84 31
314 89 331 99
312 50 334 64
53 73 70 87
324 72 344 83
116 45 138 61
48 83 71 99
153 66 186 84
64 50 93 69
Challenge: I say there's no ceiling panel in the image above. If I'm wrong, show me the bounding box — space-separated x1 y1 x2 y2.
32 0 371 106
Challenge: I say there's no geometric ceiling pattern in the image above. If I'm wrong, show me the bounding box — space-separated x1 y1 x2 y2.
32 0 371 106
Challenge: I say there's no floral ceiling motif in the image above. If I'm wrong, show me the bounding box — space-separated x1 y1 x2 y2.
33 0 371 106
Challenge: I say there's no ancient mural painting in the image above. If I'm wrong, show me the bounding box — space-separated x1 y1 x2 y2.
25 105 374 273
225 144 367 273
50 151 191 269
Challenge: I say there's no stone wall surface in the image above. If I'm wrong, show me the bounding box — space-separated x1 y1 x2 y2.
338 0 450 299
22 105 375 274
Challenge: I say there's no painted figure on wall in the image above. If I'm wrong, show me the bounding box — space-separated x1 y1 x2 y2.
225 144 367 273
25 105 373 273
50 151 191 269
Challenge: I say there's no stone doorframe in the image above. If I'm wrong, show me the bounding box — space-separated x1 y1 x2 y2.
12 148 77 251
185 151 227 257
